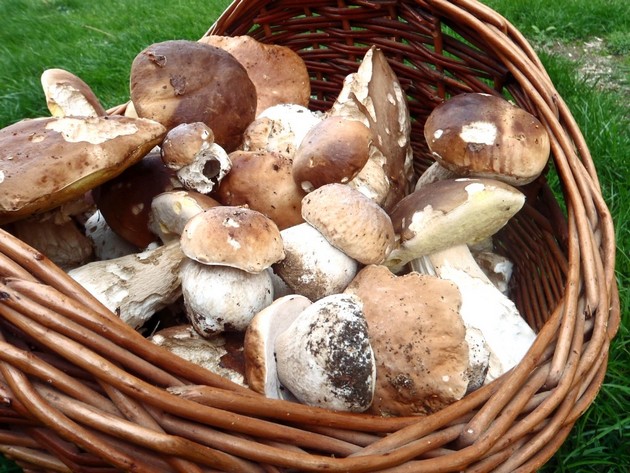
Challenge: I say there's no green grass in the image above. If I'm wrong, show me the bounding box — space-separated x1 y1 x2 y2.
0 1 628 472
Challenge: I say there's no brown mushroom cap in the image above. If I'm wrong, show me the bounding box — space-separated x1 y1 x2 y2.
0 115 166 224
199 35 311 116
180 206 285 273
216 150 305 230
345 265 468 416
301 183 395 265
41 68 107 117
130 40 256 151
424 93 550 186
292 116 372 193
161 122 215 170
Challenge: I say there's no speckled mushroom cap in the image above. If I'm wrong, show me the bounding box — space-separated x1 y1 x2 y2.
180 206 285 273
385 178 525 270
345 265 469 416
424 92 550 186
0 115 166 224
40 68 107 117
301 183 395 265
130 40 256 151
199 35 311 117
216 149 306 230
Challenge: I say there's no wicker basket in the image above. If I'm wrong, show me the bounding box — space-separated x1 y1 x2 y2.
0 0 620 471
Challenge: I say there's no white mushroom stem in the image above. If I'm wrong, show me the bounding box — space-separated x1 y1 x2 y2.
68 241 184 329
176 142 232 194
411 243 536 384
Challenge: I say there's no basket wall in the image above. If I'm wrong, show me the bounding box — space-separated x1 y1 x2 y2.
0 0 619 472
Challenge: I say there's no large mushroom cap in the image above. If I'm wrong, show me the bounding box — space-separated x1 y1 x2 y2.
0 115 166 224
424 93 550 186
40 68 107 117
180 206 285 273
130 39 256 151
199 35 311 116
345 265 469 416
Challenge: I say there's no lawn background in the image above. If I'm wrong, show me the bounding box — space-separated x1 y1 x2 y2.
0 0 627 471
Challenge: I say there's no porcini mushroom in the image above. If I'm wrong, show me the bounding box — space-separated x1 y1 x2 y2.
0 115 166 224
274 293 375 412
40 68 107 117
424 92 550 186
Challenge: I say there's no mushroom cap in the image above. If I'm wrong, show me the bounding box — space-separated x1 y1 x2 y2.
180 259 274 336
274 293 375 412
149 189 221 243
150 325 247 387
40 68 107 117
92 151 179 248
161 122 215 170
424 93 550 185
292 116 372 193
345 265 469 416
216 150 305 230
0 115 166 224
301 183 395 265
273 222 358 301
199 35 311 116
386 178 525 270
180 206 285 273
244 294 312 399
130 40 256 151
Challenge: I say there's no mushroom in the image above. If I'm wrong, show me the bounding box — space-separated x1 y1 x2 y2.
291 116 372 193
273 222 358 301
129 39 256 151
243 294 312 399
68 241 184 329
84 209 139 261
178 206 284 337
329 46 413 210
274 293 375 412
40 68 107 117
91 151 180 249
199 35 311 116
148 190 221 244
150 325 247 387
160 122 232 194
216 149 306 230
300 183 395 265
424 92 551 186
0 115 166 224
345 265 469 416
385 178 537 383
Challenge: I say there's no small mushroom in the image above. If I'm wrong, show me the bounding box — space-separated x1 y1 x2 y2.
345 265 469 416
274 293 375 412
161 122 231 194
84 209 139 261
273 222 358 301
178 206 284 337
0 115 166 224
130 39 256 151
424 92 550 186
244 294 312 399
199 35 311 116
292 116 372 193
68 241 184 329
300 183 395 265
40 68 107 117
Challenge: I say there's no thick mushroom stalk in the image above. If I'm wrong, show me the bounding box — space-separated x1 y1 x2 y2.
68 241 184 329
387 178 536 384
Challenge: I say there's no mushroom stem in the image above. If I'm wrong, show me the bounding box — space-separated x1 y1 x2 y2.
411 243 536 384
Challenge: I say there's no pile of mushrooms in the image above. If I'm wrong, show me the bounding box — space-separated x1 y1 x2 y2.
0 33 551 416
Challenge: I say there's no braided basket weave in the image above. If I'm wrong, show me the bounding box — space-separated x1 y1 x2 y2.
0 0 620 471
